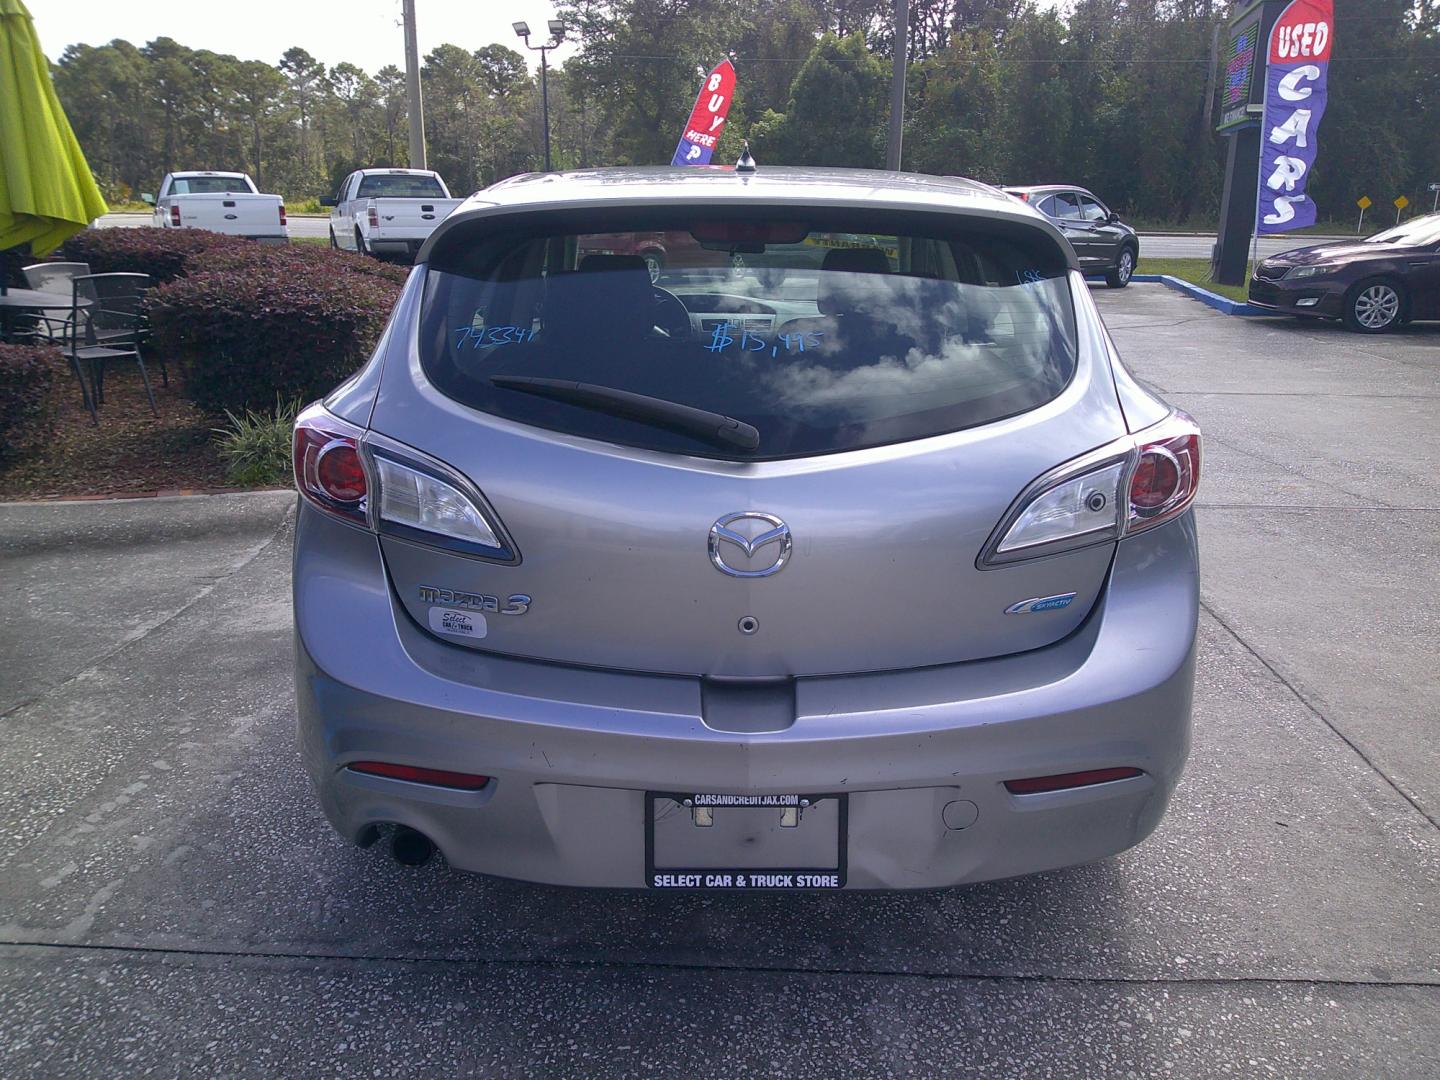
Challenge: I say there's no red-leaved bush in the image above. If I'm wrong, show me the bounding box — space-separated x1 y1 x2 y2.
0 344 60 464
61 228 252 283
146 248 404 415
188 240 412 287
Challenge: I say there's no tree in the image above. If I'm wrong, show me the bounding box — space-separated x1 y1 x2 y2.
375 65 409 166
280 47 327 186
45 4 1440 228
752 32 888 167
327 62 379 168
559 0 753 165
233 60 288 187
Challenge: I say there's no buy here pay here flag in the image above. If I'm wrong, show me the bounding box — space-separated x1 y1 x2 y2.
671 60 737 166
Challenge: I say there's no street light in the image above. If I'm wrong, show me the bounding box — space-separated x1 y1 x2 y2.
514 19 566 172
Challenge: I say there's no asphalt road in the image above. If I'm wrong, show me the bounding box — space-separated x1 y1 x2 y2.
1 288 1437 1077
93 212 1349 260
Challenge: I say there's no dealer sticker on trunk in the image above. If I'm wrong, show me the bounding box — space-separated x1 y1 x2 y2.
428 607 487 639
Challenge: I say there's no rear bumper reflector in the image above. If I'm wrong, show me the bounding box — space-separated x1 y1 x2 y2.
1004 767 1143 795
347 761 491 790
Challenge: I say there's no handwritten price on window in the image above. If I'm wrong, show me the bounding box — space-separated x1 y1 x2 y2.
706 322 824 356
455 325 538 349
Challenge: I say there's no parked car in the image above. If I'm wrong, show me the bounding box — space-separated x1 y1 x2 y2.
1248 213 1440 333
291 165 1201 890
322 169 463 260
1003 185 1140 288
143 171 287 242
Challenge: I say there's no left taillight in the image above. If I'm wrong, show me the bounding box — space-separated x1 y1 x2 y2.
292 404 519 561
293 404 369 527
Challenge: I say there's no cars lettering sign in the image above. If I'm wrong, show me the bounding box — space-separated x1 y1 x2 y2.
670 60 736 166
1257 0 1333 234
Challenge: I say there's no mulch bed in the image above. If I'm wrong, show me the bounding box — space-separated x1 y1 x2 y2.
0 357 232 501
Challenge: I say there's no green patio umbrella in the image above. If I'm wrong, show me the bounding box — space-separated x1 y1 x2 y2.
0 0 108 279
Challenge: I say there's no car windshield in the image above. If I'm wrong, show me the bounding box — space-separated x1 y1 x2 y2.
170 176 252 194
357 174 447 198
419 209 1077 461
1366 215 1440 246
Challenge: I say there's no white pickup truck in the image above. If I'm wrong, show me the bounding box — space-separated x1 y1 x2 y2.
322 169 462 259
143 172 288 242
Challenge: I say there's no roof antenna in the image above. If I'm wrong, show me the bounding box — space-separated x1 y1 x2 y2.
735 140 757 173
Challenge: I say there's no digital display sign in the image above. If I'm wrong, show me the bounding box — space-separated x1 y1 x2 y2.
1218 8 1264 130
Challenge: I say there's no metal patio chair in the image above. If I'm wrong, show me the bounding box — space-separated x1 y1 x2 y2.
73 273 161 411
21 273 159 422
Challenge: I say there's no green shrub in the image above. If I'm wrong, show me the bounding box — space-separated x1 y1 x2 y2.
213 397 300 486
0 345 60 466
61 228 249 284
146 247 403 415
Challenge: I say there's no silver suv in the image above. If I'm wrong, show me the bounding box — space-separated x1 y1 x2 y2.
292 166 1201 890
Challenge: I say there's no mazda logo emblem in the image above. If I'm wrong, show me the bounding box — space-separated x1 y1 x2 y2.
708 512 792 578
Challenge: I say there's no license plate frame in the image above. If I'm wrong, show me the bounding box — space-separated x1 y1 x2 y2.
644 791 848 890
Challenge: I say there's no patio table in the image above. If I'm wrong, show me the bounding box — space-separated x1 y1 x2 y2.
0 288 89 342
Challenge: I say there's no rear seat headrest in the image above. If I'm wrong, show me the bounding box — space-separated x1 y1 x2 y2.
818 247 893 316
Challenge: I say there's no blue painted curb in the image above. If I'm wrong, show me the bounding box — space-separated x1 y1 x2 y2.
1130 273 1269 316
1087 272 1271 315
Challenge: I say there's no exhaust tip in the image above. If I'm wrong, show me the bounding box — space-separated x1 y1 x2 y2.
391 826 436 867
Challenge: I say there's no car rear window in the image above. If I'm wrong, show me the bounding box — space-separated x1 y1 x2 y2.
419 208 1077 461
358 174 447 198
169 176 254 194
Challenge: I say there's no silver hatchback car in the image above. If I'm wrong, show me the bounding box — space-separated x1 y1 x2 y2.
292 166 1200 890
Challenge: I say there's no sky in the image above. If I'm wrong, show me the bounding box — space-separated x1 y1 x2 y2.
32 0 1070 75
30 0 579 73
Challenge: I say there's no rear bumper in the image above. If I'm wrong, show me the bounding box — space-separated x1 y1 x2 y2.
294 504 1199 889
366 233 428 257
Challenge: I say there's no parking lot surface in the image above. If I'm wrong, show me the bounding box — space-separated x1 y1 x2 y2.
0 288 1436 1077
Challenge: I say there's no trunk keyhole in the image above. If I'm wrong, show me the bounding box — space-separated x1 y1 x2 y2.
738 616 759 635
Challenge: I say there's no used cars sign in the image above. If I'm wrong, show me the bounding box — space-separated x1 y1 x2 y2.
1258 0 1334 233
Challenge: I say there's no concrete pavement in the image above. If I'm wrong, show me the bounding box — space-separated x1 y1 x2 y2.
0 291 1437 1077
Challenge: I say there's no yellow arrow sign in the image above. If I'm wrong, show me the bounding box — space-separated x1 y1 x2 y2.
1357 196 1372 210
1395 195 1410 211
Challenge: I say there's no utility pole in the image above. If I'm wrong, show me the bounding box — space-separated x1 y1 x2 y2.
402 0 426 169
886 0 908 171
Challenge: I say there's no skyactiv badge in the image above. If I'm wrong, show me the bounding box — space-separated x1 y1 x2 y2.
1004 593 1078 615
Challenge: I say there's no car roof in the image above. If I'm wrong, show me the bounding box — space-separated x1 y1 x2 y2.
358 168 440 175
171 171 248 178
1003 184 1097 197
424 166 1074 265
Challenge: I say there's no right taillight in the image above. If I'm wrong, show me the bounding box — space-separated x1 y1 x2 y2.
980 410 1201 566
1125 413 1201 535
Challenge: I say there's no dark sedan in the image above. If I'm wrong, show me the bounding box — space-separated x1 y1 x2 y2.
1249 214 1440 333
1003 185 1140 288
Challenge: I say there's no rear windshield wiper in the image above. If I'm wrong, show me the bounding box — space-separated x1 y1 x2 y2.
490 375 761 451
